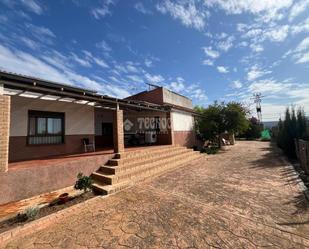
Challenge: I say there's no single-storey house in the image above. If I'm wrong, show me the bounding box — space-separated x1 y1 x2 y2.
0 70 199 204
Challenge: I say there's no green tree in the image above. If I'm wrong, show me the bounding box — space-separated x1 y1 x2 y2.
241 117 262 139
195 101 249 147
224 102 249 134
276 106 308 158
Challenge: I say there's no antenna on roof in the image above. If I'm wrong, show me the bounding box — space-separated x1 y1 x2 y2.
146 83 160 91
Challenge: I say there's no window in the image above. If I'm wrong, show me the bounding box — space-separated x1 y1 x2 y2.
28 110 65 145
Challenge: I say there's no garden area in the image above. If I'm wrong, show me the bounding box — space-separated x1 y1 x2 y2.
0 173 95 234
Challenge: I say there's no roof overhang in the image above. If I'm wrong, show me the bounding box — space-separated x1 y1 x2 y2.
0 71 169 113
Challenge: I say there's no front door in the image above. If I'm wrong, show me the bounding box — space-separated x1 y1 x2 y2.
95 122 114 147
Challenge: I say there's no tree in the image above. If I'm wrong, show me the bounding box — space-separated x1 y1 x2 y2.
224 102 249 135
241 117 262 139
195 101 249 146
276 106 308 158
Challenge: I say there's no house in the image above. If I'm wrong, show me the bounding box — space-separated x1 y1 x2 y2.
0 70 200 204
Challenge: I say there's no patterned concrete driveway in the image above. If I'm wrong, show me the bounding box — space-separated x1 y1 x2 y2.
4 141 309 248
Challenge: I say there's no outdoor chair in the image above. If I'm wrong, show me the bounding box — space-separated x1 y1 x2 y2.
83 138 95 152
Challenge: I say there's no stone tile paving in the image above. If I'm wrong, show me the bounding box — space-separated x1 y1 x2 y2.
3 141 309 248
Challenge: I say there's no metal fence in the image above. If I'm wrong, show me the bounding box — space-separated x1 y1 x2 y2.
295 139 309 174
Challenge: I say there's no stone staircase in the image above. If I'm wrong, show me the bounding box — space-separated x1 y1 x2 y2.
91 145 204 195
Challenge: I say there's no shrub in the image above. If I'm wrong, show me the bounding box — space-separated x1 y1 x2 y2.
201 147 219 155
24 206 39 220
74 172 93 193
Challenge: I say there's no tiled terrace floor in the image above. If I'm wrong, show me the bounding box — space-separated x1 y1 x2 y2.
4 141 309 248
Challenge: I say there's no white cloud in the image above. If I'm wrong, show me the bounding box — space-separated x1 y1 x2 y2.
145 73 164 84
156 0 209 31
230 80 242 89
187 84 208 102
205 0 293 22
91 0 115 19
250 43 264 52
291 17 309 34
135 2 152 14
93 57 109 68
19 37 40 50
127 75 144 84
82 50 109 68
144 58 153 67
242 28 263 38
247 65 271 81
295 37 309 52
169 81 185 92
25 23 56 45
202 46 220 58
20 0 43 15
202 59 214 66
96 40 112 52
264 25 289 42
239 41 248 47
216 36 234 51
71 53 92 67
126 64 140 73
289 0 309 21
217 66 229 73
248 79 291 94
0 44 129 98
286 37 309 64
296 51 309 64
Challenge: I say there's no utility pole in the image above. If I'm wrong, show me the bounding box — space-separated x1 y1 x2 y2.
253 93 263 123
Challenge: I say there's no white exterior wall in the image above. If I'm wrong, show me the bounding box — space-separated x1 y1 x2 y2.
162 88 193 109
10 96 95 136
172 111 194 131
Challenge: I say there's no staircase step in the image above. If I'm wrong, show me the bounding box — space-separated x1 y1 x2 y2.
93 154 204 195
102 148 195 173
92 180 132 195
106 146 188 166
117 145 184 159
92 151 202 185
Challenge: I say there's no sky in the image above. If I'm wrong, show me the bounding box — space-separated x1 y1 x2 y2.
0 0 308 121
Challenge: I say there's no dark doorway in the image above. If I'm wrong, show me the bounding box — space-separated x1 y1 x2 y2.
95 122 114 148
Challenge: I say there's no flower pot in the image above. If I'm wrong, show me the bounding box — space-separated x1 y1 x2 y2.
58 193 69 204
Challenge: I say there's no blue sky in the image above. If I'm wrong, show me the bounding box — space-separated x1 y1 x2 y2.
0 0 308 121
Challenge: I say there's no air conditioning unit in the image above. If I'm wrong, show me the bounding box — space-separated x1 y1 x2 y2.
145 131 157 144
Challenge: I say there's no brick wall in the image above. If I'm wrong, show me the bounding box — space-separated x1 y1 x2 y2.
0 95 10 173
113 110 124 153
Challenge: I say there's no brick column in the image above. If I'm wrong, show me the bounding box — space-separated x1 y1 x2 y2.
113 108 124 154
0 85 10 173
167 112 175 145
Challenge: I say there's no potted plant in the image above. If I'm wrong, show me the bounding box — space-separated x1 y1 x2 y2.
58 193 70 204
74 172 93 193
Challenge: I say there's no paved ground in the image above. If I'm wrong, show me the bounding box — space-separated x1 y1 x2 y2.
4 141 309 248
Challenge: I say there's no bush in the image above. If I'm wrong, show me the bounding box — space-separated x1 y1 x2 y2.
74 173 93 193
201 147 219 155
19 206 39 221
